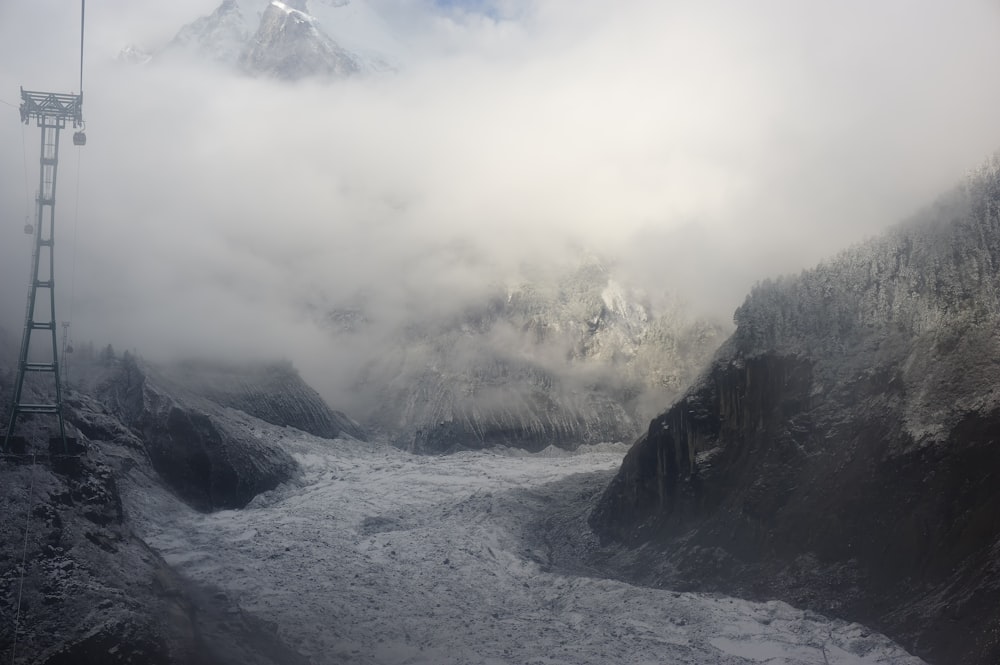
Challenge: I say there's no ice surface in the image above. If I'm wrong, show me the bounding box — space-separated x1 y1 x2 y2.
125 427 926 665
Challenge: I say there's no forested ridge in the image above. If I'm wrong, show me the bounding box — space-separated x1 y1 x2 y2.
735 154 1000 355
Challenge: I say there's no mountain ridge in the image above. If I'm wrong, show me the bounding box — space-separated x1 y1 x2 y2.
146 0 397 79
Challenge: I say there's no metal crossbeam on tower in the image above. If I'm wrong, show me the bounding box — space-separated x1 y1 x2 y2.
2 88 85 453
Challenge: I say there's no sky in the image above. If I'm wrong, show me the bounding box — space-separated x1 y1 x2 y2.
2 0 1000 404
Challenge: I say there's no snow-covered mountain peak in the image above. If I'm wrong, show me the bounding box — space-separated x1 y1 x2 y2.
165 0 253 66
240 0 361 78
148 0 400 78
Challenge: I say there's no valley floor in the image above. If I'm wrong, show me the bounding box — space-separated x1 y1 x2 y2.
123 426 926 665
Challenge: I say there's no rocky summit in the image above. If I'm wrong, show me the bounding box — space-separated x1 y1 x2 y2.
589 156 1000 665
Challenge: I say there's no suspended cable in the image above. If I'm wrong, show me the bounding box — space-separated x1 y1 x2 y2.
10 454 38 665
71 148 82 321
67 148 83 390
65 0 86 391
21 122 31 228
2 103 33 225
79 1 86 95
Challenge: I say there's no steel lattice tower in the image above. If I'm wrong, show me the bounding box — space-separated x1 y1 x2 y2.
2 89 84 453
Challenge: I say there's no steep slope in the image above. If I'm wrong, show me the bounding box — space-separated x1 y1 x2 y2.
154 359 365 441
240 0 360 79
166 0 251 66
589 156 1000 665
340 260 725 453
85 355 300 512
0 361 315 663
156 0 393 79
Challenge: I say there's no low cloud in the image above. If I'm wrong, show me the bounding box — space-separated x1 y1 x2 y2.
2 0 1000 405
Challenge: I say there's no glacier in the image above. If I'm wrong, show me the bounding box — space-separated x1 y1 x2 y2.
122 422 925 665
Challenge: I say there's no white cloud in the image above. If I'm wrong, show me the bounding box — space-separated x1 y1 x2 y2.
2 0 1000 400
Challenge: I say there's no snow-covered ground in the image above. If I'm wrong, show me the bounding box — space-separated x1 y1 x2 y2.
125 423 926 665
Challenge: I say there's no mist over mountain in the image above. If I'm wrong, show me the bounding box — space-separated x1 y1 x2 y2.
5 0 1000 389
157 0 397 79
328 256 725 451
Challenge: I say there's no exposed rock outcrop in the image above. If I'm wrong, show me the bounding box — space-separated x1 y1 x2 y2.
0 350 327 663
167 0 250 67
590 157 1000 665
0 427 310 664
90 356 302 512
156 359 365 441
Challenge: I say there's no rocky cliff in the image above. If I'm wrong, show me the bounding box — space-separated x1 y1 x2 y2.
94 359 296 512
589 157 1000 665
78 354 367 511
154 359 365 441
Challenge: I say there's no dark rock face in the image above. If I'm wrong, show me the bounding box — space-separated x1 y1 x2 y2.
0 438 310 664
0 443 173 664
0 351 321 663
95 357 300 511
590 158 1000 665
157 360 365 441
0 451 164 665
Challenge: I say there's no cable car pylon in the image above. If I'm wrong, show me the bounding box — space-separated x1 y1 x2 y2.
3 2 87 455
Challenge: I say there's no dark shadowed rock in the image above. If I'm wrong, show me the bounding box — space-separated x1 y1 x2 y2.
157 359 365 441
0 347 318 663
93 356 301 511
590 157 1000 665
0 436 311 664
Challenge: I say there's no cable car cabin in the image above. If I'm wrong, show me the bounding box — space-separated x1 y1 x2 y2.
24 223 33 234
73 131 86 146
